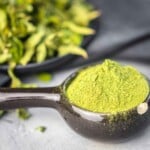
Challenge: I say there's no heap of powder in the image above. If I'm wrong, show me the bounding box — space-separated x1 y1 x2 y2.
66 59 149 114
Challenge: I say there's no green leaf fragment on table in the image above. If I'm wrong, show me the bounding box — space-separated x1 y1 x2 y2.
21 84 37 88
16 108 31 120
35 126 46 132
0 110 7 118
37 72 52 82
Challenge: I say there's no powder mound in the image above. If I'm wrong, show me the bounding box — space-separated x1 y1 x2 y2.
66 59 149 113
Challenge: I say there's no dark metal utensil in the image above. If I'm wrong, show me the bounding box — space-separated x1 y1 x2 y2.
0 70 149 141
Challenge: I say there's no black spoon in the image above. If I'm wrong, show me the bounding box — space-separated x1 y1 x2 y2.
0 69 149 141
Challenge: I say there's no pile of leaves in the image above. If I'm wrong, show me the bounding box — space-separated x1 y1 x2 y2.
0 0 100 122
0 0 100 86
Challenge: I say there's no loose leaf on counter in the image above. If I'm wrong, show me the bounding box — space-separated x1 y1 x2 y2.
37 72 52 82
16 108 31 120
0 110 7 118
35 126 47 133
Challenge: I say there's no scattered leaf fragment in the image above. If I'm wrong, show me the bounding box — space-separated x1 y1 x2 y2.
37 72 52 82
0 110 7 118
35 126 46 133
16 108 31 120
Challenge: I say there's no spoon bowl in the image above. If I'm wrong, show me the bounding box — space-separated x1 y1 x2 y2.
0 70 149 141
60 71 150 141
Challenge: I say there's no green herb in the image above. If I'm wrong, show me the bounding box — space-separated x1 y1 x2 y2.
0 0 100 86
35 126 46 133
16 108 31 120
37 72 52 82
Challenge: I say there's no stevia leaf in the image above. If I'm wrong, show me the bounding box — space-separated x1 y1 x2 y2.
9 37 23 63
88 11 101 20
20 30 45 65
0 110 7 118
58 45 88 58
37 72 52 82
0 9 7 31
0 53 11 64
62 21 95 35
8 62 22 88
36 43 47 63
58 29 83 45
35 126 46 132
16 108 31 120
8 69 37 88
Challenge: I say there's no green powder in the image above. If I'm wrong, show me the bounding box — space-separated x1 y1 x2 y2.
66 60 149 114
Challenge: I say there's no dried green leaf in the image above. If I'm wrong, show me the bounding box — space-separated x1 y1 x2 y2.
0 110 7 118
36 43 47 63
69 2 95 26
9 37 23 63
0 9 7 31
58 45 88 58
16 108 31 120
8 64 22 88
37 72 52 82
0 53 11 64
88 11 101 20
20 30 45 65
58 29 82 45
35 126 46 132
63 22 95 35
8 64 36 88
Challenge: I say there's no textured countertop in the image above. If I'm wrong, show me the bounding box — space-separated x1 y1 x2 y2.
0 60 150 150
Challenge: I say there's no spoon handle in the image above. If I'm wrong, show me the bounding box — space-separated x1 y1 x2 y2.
0 87 61 110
